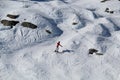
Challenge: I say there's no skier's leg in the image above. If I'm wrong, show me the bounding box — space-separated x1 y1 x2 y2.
55 47 59 52
57 47 59 52
55 47 58 52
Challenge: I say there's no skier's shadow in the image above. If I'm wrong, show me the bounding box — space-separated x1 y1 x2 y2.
62 49 74 53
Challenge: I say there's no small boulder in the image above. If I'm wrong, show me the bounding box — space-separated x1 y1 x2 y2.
7 14 19 19
101 0 110 3
46 30 52 34
21 22 37 29
109 11 114 14
105 8 109 13
89 48 98 54
72 22 78 25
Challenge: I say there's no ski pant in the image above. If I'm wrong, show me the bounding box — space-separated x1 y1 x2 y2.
55 47 59 52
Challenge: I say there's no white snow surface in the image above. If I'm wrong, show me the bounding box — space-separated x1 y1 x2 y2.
0 0 120 80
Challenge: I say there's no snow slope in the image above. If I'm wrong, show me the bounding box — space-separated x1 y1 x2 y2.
0 0 120 80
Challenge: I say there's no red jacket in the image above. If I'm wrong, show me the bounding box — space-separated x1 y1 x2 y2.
56 42 62 48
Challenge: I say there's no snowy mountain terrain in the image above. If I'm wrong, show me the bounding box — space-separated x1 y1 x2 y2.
0 0 120 80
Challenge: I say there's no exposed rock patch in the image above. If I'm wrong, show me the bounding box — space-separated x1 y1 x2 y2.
7 14 19 19
21 22 37 29
1 19 19 27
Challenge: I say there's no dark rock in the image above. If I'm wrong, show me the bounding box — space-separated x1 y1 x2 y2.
46 30 52 34
21 22 37 29
101 0 110 3
105 8 114 14
72 22 78 25
109 11 114 14
105 8 109 13
24 19 26 20
7 14 19 19
89 48 98 54
101 0 106 2
1 19 19 27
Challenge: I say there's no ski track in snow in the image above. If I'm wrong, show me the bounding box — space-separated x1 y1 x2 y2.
0 0 120 80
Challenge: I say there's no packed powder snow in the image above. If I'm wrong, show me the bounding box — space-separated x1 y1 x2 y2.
0 0 120 80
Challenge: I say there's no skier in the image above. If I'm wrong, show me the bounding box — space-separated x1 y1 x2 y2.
55 41 63 52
